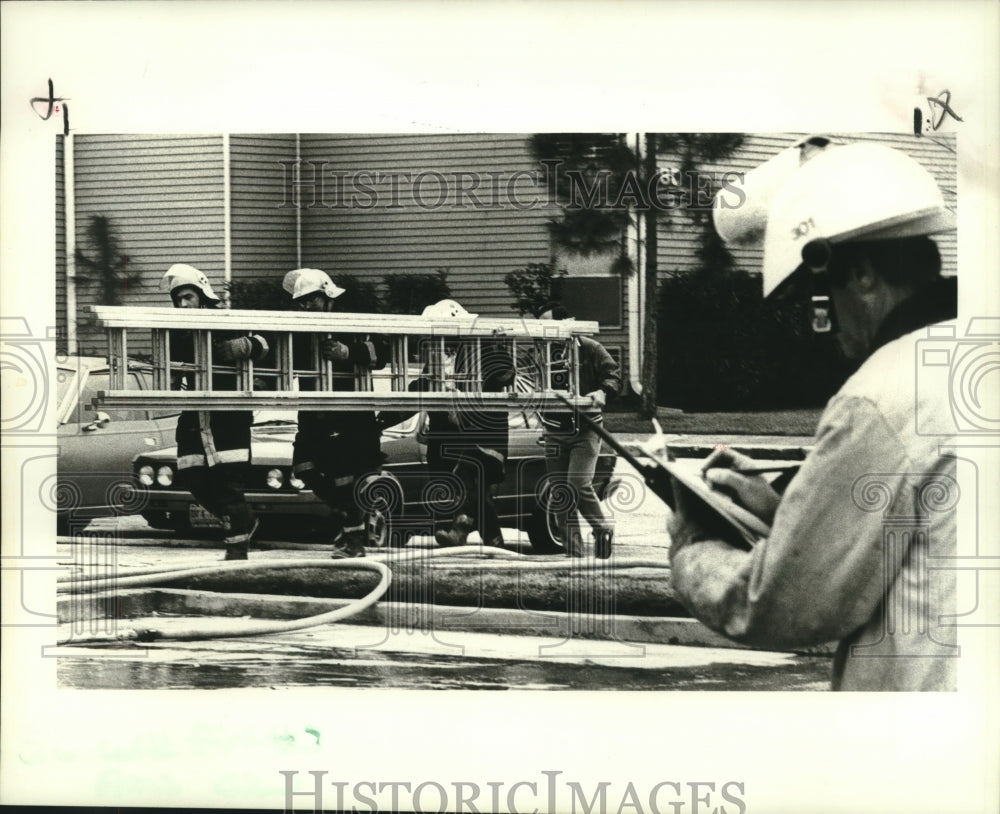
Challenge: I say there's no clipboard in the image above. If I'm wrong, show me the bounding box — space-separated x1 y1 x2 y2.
555 395 776 548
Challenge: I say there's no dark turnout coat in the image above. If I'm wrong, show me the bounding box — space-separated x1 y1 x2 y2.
171 326 270 470
422 341 515 484
291 331 390 480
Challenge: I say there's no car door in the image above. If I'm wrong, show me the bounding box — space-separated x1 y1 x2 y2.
380 413 430 509
496 408 548 520
57 368 176 514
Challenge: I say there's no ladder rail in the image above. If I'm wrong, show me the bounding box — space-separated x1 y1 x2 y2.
90 306 604 413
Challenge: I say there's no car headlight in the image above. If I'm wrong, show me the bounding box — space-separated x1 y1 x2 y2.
266 468 284 489
138 465 154 486
156 466 174 487
289 474 305 490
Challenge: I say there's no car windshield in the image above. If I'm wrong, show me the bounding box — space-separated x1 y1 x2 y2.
64 371 150 423
56 368 76 408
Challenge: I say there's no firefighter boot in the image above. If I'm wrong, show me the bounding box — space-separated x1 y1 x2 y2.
594 527 614 560
332 525 367 559
223 517 259 561
564 519 585 558
435 514 476 547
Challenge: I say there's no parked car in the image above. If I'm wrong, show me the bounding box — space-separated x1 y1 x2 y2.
132 406 619 553
56 356 179 532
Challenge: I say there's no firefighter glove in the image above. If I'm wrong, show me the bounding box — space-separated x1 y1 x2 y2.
214 336 253 362
321 339 350 362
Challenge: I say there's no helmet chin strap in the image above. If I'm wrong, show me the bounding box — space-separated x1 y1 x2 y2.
800 239 836 334
811 295 833 333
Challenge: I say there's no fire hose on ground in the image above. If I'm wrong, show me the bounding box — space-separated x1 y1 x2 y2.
55 545 673 645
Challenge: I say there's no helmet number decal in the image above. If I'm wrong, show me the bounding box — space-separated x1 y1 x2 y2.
792 218 815 240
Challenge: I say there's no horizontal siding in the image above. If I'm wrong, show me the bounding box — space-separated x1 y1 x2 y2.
656 134 789 278
70 134 226 357
300 134 561 317
55 136 66 353
656 132 958 282
59 131 956 374
228 134 298 292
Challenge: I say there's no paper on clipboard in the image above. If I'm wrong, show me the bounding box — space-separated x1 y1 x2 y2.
655 457 772 549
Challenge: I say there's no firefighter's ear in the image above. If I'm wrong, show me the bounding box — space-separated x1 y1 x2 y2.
847 254 879 294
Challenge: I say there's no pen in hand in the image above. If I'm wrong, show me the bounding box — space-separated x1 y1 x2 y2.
701 450 788 524
725 462 801 476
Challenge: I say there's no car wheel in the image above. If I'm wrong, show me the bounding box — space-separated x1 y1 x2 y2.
367 508 388 548
368 508 416 548
525 504 565 555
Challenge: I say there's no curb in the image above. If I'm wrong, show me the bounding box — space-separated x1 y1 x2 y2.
58 587 836 657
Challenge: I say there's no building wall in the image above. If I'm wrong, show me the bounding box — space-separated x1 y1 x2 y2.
57 134 302 355
67 134 227 356
296 133 632 387
298 134 560 318
55 131 956 373
229 134 298 287
55 136 65 350
654 132 958 282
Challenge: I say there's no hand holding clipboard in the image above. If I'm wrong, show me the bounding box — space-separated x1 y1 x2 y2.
555 394 799 548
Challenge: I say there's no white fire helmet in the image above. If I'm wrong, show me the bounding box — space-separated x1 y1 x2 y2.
160 263 221 304
282 268 346 302
421 299 478 319
760 143 955 297
713 136 836 247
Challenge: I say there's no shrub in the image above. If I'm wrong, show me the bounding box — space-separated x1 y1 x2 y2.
227 273 381 313
74 215 133 306
382 269 451 315
330 273 381 314
657 271 852 410
226 278 286 310
503 263 567 316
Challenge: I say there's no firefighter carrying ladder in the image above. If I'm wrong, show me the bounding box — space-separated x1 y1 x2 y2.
90 306 602 413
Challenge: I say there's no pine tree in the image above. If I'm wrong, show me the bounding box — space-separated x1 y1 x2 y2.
529 133 745 418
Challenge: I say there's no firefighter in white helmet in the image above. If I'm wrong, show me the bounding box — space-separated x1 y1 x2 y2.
161 264 270 560
379 299 515 548
669 141 959 691
282 268 389 558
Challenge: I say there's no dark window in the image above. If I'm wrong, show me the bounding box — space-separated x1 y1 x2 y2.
560 276 623 328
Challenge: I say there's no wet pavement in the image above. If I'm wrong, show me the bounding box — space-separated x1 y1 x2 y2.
55 437 831 691
55 624 831 691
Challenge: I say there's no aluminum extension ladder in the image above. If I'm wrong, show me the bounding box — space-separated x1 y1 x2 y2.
90 306 599 413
